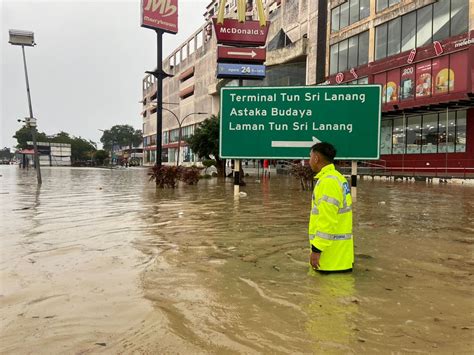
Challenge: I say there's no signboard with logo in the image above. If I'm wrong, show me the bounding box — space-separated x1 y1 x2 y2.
220 86 381 159
217 63 266 79
217 46 266 63
141 0 178 33
212 18 270 46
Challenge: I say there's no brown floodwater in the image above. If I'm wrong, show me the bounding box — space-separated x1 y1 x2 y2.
1 165 473 354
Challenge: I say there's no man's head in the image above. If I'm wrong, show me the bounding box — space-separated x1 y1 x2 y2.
309 142 337 173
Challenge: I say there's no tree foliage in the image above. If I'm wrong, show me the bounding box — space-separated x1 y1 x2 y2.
100 125 142 150
13 127 96 162
0 147 14 161
186 115 225 177
13 126 48 149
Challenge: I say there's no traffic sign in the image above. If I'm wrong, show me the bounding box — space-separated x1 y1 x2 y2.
217 46 266 63
213 18 270 46
219 86 381 160
217 63 266 79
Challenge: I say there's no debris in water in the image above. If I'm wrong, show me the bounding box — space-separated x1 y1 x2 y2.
95 343 107 346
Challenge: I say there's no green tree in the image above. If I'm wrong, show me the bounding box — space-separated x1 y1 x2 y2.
0 147 14 161
13 126 48 149
186 115 226 177
94 149 108 165
100 125 142 151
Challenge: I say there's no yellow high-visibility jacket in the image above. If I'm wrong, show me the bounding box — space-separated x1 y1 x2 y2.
309 164 354 272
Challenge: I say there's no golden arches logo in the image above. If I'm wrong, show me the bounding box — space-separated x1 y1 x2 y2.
144 0 176 17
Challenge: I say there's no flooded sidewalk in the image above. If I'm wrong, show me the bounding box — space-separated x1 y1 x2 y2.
1 166 473 354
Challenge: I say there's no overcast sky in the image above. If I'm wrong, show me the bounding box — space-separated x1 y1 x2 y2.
1 0 210 149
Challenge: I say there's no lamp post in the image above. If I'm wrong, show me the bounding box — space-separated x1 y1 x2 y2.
9 29 41 185
160 108 207 166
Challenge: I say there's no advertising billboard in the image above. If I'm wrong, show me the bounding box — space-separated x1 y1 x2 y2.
141 0 178 34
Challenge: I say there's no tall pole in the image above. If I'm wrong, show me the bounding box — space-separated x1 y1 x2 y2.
22 45 41 185
177 122 182 167
156 30 164 168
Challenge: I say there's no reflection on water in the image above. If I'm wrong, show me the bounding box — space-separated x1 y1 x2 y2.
1 166 473 353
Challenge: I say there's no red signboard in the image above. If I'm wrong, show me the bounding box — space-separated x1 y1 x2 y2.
213 18 270 46
141 0 178 34
217 46 266 63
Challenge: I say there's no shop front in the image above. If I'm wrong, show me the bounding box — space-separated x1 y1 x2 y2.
327 31 474 176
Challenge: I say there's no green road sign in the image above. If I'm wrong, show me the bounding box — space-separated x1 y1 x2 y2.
219 85 381 160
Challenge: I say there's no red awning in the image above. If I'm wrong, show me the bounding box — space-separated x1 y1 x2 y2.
18 149 34 154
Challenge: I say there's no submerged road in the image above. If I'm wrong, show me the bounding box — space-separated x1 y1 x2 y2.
1 165 473 353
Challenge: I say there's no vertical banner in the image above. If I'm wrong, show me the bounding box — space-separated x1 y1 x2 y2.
141 0 178 33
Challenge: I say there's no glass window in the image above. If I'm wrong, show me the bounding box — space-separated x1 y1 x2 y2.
392 117 405 154
170 128 179 142
350 0 359 25
358 31 369 65
380 120 392 154
375 23 387 60
389 0 400 6
348 36 359 69
406 116 422 154
331 6 340 32
338 39 349 72
438 111 456 153
401 12 416 52
358 77 368 84
162 131 169 144
422 114 438 153
416 5 433 47
330 44 338 75
455 110 466 152
387 17 401 57
360 0 370 19
450 0 469 36
433 0 450 42
376 0 388 12
340 2 349 28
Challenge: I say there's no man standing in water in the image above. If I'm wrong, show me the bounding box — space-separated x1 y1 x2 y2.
308 142 354 273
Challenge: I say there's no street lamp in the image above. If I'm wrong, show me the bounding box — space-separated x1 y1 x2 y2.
9 29 41 185
160 108 208 166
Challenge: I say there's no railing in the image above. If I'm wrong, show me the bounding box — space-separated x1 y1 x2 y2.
339 165 474 179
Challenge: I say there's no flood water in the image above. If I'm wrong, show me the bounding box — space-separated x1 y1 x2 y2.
1 165 473 354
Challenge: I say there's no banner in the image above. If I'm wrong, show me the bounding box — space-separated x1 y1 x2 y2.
141 0 178 34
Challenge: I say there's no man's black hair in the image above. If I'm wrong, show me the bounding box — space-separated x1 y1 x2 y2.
311 142 337 163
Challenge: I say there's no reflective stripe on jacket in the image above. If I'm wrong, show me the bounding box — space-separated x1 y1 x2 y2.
309 164 354 271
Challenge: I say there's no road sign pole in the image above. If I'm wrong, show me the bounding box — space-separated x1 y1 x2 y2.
351 160 358 202
234 159 240 196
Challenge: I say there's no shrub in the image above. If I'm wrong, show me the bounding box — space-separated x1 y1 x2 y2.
179 166 202 185
149 165 203 188
290 163 315 191
149 165 180 188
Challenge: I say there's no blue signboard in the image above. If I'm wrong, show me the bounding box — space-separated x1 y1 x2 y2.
217 63 266 79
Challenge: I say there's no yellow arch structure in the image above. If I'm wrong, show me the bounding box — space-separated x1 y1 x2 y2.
217 0 267 27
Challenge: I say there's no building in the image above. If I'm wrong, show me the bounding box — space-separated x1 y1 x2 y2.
141 0 318 166
325 0 473 175
142 0 473 175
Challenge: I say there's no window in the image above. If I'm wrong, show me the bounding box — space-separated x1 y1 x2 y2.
169 128 179 143
380 120 393 154
392 118 405 154
450 0 469 36
375 23 387 60
433 0 450 42
381 111 467 155
163 131 169 144
331 6 340 33
417 5 433 47
387 17 401 57
331 0 370 32
340 2 349 28
401 12 416 52
377 0 400 12
406 116 422 154
338 39 348 72
455 110 466 152
329 31 369 75
358 31 369 65
422 114 439 153
375 1 468 61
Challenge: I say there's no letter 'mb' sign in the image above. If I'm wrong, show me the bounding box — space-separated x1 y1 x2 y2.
141 0 178 34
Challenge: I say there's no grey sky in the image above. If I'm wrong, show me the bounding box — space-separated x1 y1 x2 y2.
1 0 210 149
